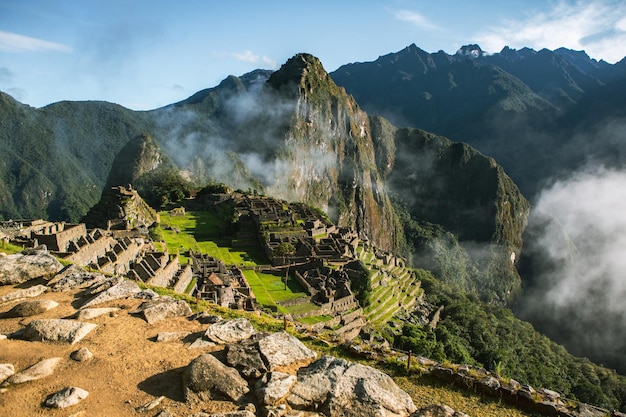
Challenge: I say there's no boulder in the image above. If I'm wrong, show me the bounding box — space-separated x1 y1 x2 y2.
183 353 250 403
70 347 93 362
255 371 297 406
132 297 193 324
44 386 89 408
287 355 416 417
48 264 106 292
5 299 58 317
0 284 48 304
204 318 256 344
0 250 63 285
257 331 317 370
22 319 97 344
0 357 61 387
80 278 141 308
74 307 119 320
226 340 268 378
0 363 15 384
410 405 469 417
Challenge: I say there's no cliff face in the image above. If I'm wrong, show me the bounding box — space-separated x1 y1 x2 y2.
258 54 403 251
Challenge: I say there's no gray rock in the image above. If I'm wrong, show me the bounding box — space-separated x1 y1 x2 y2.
188 337 218 349
44 386 89 408
74 307 119 320
22 319 97 344
183 353 250 403
204 318 256 344
258 332 317 370
5 299 58 317
134 289 160 299
135 395 165 412
156 331 191 343
190 311 222 324
288 355 416 417
80 278 141 308
70 347 93 362
0 284 48 303
48 264 106 292
0 363 15 384
226 340 268 378
410 405 469 417
154 410 175 417
0 250 63 285
203 412 255 417
0 357 61 387
255 372 297 406
132 297 193 324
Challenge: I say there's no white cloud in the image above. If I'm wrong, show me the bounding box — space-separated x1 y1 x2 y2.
0 30 71 53
392 9 439 31
232 50 277 68
475 0 626 62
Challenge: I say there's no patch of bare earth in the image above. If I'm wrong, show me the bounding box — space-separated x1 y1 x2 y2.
0 282 240 417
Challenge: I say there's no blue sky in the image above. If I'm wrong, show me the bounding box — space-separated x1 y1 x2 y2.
1 0 625 110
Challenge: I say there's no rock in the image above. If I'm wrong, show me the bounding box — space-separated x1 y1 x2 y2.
183 353 250 403
70 347 93 362
22 319 97 344
135 395 165 412
134 289 160 299
189 311 222 324
5 299 59 317
0 284 48 304
203 412 255 417
0 364 15 384
287 355 416 417
226 340 268 378
258 332 317 370
132 297 193 324
204 318 256 344
255 372 297 406
156 331 191 343
80 278 141 308
0 250 63 285
0 357 61 387
44 387 89 408
48 265 106 291
410 404 469 417
74 307 119 320
0 334 6 340
188 337 218 349
154 410 175 417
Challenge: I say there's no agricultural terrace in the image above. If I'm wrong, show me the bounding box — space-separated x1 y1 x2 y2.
158 210 315 314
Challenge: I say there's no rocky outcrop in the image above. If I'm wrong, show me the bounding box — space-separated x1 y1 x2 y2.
0 284 48 303
5 299 58 317
287 355 417 417
80 276 141 308
131 297 193 324
22 319 97 344
0 357 61 387
44 386 89 408
0 250 63 285
183 353 250 403
203 318 257 344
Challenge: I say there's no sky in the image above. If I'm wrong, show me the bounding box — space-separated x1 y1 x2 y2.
1 0 626 110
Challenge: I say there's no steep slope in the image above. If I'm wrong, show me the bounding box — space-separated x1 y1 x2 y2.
370 117 529 302
0 92 153 222
330 44 626 198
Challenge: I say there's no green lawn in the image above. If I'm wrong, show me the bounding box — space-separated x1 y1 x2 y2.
158 210 310 313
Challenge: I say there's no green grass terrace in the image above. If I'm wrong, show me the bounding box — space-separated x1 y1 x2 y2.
157 210 320 315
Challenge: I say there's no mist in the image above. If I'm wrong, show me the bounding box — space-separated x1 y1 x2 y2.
517 165 626 371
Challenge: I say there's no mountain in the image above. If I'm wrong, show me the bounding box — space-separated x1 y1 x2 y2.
330 44 626 198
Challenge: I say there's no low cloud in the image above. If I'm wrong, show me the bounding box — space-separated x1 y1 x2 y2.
391 9 440 31
517 165 626 370
475 0 626 62
0 30 71 53
232 50 277 68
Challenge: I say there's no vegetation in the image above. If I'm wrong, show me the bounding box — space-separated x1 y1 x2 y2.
394 270 626 411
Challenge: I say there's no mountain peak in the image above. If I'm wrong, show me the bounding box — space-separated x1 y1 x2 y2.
456 44 488 58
